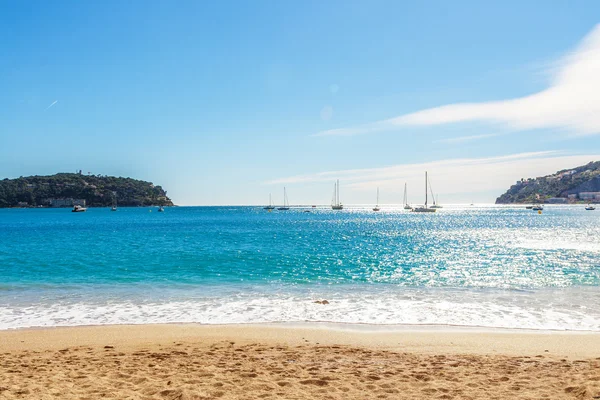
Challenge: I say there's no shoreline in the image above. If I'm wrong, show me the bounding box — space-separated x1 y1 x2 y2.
6 320 600 334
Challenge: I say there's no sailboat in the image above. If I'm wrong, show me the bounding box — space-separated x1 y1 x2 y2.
412 172 436 213
331 180 343 210
277 187 290 210
403 182 412 210
373 188 380 212
429 179 443 209
263 193 275 210
111 193 117 211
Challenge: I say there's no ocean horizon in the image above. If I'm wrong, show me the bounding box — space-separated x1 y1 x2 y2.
1 205 599 331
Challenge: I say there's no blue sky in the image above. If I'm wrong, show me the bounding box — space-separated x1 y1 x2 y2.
2 1 600 205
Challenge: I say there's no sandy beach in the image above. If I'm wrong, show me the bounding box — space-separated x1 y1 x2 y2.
1 324 599 399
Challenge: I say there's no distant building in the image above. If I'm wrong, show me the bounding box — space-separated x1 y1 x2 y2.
17 201 28 207
50 198 73 207
546 197 567 204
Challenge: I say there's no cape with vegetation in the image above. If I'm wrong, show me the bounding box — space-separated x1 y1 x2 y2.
0 173 173 208
495 161 600 204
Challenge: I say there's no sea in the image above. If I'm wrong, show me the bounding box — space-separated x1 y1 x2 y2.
1 205 599 331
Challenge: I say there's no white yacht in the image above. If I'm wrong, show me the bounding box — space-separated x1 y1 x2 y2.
332 180 343 210
373 188 380 212
413 172 436 213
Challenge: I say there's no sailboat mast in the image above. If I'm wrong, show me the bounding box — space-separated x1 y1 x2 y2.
376 187 379 205
337 179 340 206
425 171 428 207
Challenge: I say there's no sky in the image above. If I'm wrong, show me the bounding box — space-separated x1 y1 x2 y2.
1 1 600 205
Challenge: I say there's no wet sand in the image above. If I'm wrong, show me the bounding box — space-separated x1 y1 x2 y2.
1 324 599 399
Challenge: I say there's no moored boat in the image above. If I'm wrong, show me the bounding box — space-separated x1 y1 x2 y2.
403 183 412 210
413 172 436 213
264 193 275 210
277 187 290 210
332 180 343 210
429 179 442 209
372 188 380 212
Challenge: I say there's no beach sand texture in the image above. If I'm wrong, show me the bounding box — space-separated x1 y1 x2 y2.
1 325 600 399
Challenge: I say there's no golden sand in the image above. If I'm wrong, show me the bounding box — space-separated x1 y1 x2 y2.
1 324 599 399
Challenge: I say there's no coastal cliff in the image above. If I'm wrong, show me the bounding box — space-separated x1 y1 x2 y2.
495 161 600 204
0 173 173 208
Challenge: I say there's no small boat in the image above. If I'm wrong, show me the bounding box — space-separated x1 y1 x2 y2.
525 205 533 209
429 180 442 209
111 194 117 211
413 172 436 213
277 187 290 210
373 188 380 212
263 193 275 210
585 205 596 210
532 205 543 211
403 183 412 210
72 205 87 212
430 196 443 208
332 180 343 210
158 206 164 212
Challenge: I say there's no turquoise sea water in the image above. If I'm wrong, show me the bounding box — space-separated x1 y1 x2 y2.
1 205 599 330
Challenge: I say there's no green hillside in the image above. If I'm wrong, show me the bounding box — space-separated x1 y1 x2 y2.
495 161 600 204
0 173 173 208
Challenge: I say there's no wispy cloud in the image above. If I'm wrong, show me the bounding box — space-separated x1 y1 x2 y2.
265 152 600 199
45 100 58 111
434 133 503 144
316 24 600 138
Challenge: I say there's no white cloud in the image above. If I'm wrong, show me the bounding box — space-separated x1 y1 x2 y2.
434 133 503 144
45 100 58 111
316 24 600 138
265 152 600 201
